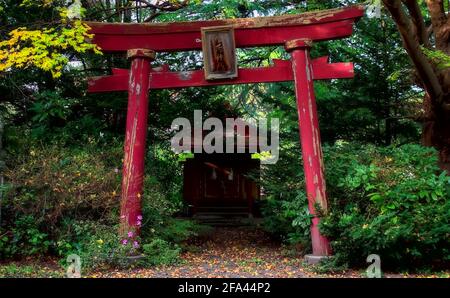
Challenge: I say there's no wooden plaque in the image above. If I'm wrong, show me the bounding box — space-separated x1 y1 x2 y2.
201 26 238 80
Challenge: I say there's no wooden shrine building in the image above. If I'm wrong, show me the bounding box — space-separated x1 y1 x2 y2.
183 153 260 217
182 117 262 217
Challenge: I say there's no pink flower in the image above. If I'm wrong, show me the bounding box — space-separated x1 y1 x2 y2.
137 215 143 221
121 239 128 245
136 221 142 227
133 241 139 249
120 215 126 219
127 231 133 238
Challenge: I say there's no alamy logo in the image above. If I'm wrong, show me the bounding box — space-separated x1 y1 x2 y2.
66 254 81 278
171 110 280 164
366 254 382 278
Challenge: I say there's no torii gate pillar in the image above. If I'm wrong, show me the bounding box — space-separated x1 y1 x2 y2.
119 49 155 239
286 39 331 261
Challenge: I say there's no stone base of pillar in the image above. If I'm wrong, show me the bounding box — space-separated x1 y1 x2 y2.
304 254 332 265
125 254 146 265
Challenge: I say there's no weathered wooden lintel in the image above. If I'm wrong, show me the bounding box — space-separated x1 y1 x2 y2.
86 5 364 52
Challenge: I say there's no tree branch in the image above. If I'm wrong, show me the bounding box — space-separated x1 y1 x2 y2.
425 0 449 52
426 0 447 28
383 0 446 108
402 0 431 48
142 0 189 22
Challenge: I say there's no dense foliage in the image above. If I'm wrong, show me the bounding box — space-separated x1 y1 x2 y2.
0 134 209 269
257 142 450 268
321 143 450 269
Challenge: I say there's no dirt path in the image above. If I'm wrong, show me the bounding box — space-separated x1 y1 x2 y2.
91 227 360 278
1 227 448 278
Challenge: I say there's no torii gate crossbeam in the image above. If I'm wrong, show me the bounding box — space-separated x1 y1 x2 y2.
86 5 364 262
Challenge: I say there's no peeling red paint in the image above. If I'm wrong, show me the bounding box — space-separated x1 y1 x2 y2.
85 6 363 52
178 71 192 81
287 39 331 257
88 58 354 92
119 49 154 238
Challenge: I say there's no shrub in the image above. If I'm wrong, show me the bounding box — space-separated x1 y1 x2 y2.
259 142 450 269
155 218 212 244
139 174 211 248
257 148 311 248
142 238 181 266
4 144 121 224
320 143 450 269
0 215 51 258
0 143 122 257
0 140 203 267
76 223 139 270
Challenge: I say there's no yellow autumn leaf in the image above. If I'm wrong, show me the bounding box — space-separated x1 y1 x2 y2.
0 2 102 78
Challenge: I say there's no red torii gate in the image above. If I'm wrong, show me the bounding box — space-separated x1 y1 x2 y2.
86 5 364 261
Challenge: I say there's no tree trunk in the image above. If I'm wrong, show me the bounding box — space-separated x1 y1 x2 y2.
383 0 450 170
422 92 450 171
